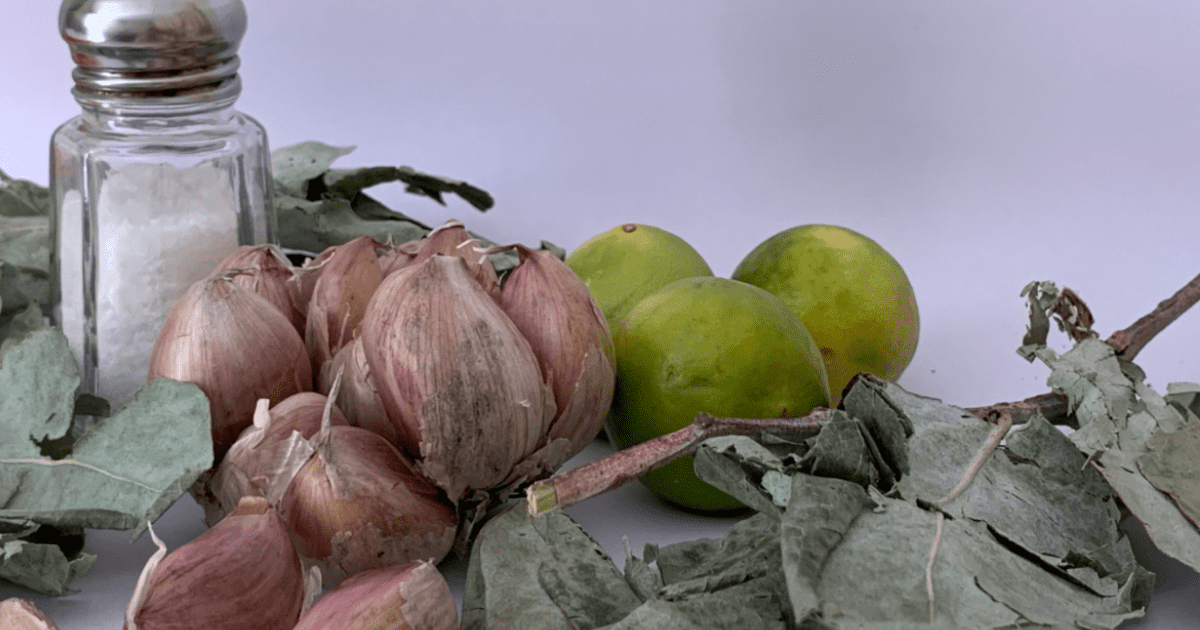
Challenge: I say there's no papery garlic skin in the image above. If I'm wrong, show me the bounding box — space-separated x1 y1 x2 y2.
305 235 383 371
0 598 61 630
124 496 304 630
495 245 615 457
279 425 459 586
148 275 313 461
293 561 457 630
360 255 555 502
213 244 304 336
399 220 499 293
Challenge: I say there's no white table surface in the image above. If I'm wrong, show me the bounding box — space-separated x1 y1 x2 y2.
3 2 1199 628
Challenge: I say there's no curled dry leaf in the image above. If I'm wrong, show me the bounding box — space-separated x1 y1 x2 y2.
213 244 305 336
360 254 555 502
124 496 305 630
148 274 313 461
293 561 458 630
279 424 459 586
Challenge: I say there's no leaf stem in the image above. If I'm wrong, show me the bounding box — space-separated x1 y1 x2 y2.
525 410 828 516
925 410 1014 622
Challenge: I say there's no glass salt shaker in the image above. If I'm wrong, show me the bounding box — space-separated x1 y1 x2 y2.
50 0 276 421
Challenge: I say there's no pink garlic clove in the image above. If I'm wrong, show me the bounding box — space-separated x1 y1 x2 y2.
279 425 459 586
213 244 305 336
305 235 384 372
293 561 458 630
124 496 305 630
148 274 313 462
0 598 61 630
495 245 616 458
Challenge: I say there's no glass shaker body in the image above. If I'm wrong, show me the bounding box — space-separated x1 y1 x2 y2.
50 80 276 413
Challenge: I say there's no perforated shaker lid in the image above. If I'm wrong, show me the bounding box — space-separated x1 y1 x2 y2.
60 0 247 94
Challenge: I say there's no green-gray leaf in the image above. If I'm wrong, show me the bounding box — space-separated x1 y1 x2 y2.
0 377 212 537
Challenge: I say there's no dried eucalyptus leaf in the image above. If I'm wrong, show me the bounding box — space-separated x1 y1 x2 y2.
1164 381 1200 420
693 436 791 514
276 196 429 255
0 536 96 596
780 474 869 624
1042 338 1136 454
0 328 78 448
798 411 879 488
840 377 912 476
462 507 641 630
0 170 50 218
270 141 357 198
0 303 47 353
0 371 212 537
815 497 1147 629
1138 421 1200 527
1098 448 1200 573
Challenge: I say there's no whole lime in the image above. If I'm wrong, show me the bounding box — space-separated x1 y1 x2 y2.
731 224 919 405
565 224 713 330
608 276 831 512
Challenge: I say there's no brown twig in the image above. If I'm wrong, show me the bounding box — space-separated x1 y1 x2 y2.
968 272 1200 427
525 410 828 516
1106 271 1200 362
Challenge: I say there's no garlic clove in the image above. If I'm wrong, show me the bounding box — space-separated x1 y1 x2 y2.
124 496 305 630
319 337 395 446
149 274 314 462
376 237 422 277
213 244 305 336
292 561 458 630
0 598 61 630
495 245 616 458
287 245 339 323
406 219 499 293
305 235 384 372
279 425 459 587
204 393 350 525
360 254 555 502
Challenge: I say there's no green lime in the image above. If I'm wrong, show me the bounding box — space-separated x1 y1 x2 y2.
732 224 919 405
565 224 713 330
608 276 830 512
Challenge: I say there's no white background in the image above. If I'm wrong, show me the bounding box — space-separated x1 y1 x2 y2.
2 2 1199 628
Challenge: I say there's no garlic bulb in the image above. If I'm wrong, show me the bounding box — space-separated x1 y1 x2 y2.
319 337 394 446
494 245 615 457
202 393 349 526
305 235 383 370
0 598 60 630
124 496 305 630
293 561 458 630
148 274 314 461
360 254 555 502
279 424 458 586
213 244 305 336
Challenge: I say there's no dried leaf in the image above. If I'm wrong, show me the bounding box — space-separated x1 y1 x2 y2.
1137 420 1200 527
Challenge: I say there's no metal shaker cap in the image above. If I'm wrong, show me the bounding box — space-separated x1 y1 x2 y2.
60 0 248 94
